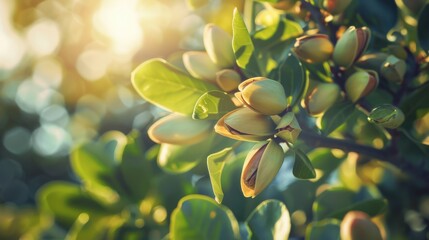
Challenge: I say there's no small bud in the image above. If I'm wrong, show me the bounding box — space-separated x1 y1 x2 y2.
292 34 334 63
236 77 288 115
355 53 389 71
368 104 405 129
214 107 276 142
275 112 301 143
203 24 235 69
380 55 407 84
183 51 220 83
320 0 352 15
333 26 371 69
305 83 340 115
345 70 379 103
270 0 298 11
340 211 383 240
148 114 212 145
216 69 241 92
241 140 285 198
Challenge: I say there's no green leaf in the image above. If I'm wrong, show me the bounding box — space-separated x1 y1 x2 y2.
269 53 308 107
356 0 398 36
207 148 234 203
292 148 316 179
306 219 341 240
321 101 356 135
246 200 291 240
400 82 429 129
313 187 387 221
253 18 303 48
232 8 262 77
170 194 241 240
132 58 217 115
418 4 429 52
303 61 333 83
192 91 236 120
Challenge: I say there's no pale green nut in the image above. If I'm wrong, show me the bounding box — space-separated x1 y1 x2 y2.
345 70 379 103
340 211 383 240
368 104 405 129
215 69 241 92
333 26 371 69
305 83 340 116
241 139 285 198
380 55 407 84
214 107 276 142
148 114 212 145
275 112 301 144
236 77 288 115
203 24 235 69
183 51 220 83
355 53 389 72
387 44 408 60
292 34 334 63
320 0 352 15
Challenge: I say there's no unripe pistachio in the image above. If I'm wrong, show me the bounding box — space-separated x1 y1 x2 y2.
386 45 408 60
355 53 389 71
275 112 301 143
203 24 235 69
214 107 276 142
236 77 288 115
320 0 352 15
340 211 383 240
380 55 407 84
216 69 241 92
368 104 405 129
241 140 285 198
333 26 371 69
345 70 379 103
270 0 298 11
292 34 334 63
183 51 220 83
305 83 340 115
148 114 212 145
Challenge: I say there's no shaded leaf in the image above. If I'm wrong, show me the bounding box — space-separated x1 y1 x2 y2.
418 4 429 52
293 148 316 179
321 101 356 135
306 219 341 240
253 18 303 48
193 91 236 120
207 148 234 203
357 0 398 36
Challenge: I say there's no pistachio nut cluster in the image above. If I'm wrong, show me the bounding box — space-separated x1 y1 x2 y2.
183 23 242 91
368 104 405 129
340 211 383 240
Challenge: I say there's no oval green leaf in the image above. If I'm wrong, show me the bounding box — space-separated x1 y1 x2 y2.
193 91 236 120
321 101 356 136
292 148 316 179
207 147 234 203
306 219 341 240
418 4 429 53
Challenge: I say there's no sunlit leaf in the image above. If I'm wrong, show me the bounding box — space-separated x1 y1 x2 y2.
193 91 236 120
232 8 262 77
207 148 234 203
292 148 316 179
132 58 217 115
170 194 241 240
418 4 429 52
321 101 356 135
254 18 303 48
246 200 291 240
306 219 341 240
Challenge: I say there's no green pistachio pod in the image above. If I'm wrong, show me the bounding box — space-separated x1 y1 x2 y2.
345 70 379 103
236 77 288 115
241 140 285 198
214 107 276 142
270 0 298 11
320 0 352 15
380 55 407 84
368 104 405 129
355 53 389 71
340 211 383 240
333 26 371 69
215 69 241 92
203 24 235 69
305 83 340 115
292 34 334 63
148 114 212 145
275 112 301 143
183 51 220 83
386 45 408 60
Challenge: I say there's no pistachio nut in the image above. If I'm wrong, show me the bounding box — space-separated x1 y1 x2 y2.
292 34 334 63
305 83 340 115
183 51 220 83
387 45 408 60
320 0 352 15
355 53 388 72
216 69 241 92
275 112 301 143
380 55 407 84
241 140 285 198
214 107 276 141
368 104 405 129
236 77 288 115
340 211 383 240
333 26 371 69
148 114 212 145
203 24 235 69
345 70 378 103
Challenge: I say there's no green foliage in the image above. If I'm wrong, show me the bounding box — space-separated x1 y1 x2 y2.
207 147 235 203
306 219 341 240
292 148 317 179
193 91 236 120
321 101 357 135
418 4 429 52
